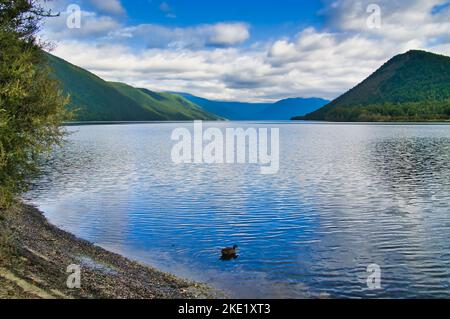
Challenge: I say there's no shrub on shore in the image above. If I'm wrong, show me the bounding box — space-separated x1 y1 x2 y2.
0 0 69 207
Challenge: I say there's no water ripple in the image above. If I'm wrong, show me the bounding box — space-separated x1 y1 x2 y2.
25 123 450 298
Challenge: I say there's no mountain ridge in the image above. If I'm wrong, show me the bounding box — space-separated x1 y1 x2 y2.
46 53 220 122
294 50 450 122
179 93 329 120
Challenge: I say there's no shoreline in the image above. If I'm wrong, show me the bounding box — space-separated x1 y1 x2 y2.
63 120 450 127
0 203 224 299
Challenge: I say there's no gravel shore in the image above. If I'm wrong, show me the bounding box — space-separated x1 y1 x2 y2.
0 203 224 299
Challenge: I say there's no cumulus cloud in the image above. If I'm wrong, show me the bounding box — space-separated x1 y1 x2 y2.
43 0 450 102
266 0 450 99
39 0 125 16
88 0 125 15
207 23 250 46
41 10 122 41
322 0 450 43
50 42 268 101
110 22 250 49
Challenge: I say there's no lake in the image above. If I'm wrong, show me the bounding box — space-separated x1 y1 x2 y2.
25 122 450 298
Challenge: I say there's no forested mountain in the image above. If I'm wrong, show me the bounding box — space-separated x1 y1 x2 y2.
294 50 450 122
47 54 220 122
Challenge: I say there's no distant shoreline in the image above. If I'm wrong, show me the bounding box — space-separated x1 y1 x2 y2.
0 203 224 299
63 120 450 126
64 121 215 126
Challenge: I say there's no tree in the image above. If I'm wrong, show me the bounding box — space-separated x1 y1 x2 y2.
0 0 69 207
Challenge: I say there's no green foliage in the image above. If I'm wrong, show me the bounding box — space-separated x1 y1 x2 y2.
0 0 69 207
110 82 219 121
47 54 220 121
298 50 450 122
300 100 450 122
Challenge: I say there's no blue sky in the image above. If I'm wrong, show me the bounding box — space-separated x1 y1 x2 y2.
121 0 325 42
124 1 323 26
42 0 450 102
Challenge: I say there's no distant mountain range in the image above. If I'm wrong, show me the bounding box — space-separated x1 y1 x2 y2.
179 93 329 120
47 52 327 122
46 54 220 122
294 50 450 122
48 50 450 123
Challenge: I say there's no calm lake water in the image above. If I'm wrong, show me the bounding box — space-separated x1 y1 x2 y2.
26 122 450 298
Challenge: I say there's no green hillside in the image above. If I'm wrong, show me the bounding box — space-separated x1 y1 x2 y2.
294 50 450 122
46 53 219 121
109 82 219 121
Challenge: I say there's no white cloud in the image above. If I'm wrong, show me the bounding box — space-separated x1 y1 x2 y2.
265 0 450 99
41 10 122 41
322 0 450 44
44 0 450 102
268 40 297 60
110 22 250 49
207 23 250 46
88 0 125 15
